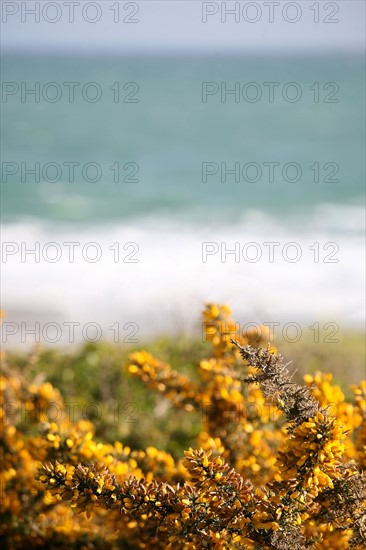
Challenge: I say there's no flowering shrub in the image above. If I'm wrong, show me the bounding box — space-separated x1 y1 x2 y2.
1 304 365 548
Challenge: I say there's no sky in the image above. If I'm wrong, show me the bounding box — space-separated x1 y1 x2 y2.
1 0 365 54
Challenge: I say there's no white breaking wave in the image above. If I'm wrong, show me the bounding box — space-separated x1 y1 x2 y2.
1 204 364 347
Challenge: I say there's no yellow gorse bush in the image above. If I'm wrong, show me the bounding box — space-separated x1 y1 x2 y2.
0 304 365 549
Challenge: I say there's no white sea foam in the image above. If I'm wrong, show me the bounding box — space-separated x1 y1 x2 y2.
1 205 364 347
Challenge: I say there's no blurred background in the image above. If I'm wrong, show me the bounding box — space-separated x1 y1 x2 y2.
1 1 365 359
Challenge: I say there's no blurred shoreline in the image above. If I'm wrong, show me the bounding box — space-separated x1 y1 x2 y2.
2 206 365 350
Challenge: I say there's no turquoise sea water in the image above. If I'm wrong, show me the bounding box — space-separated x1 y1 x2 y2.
1 53 364 223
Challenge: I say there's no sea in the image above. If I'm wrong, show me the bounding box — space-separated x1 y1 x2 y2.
1 52 365 346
